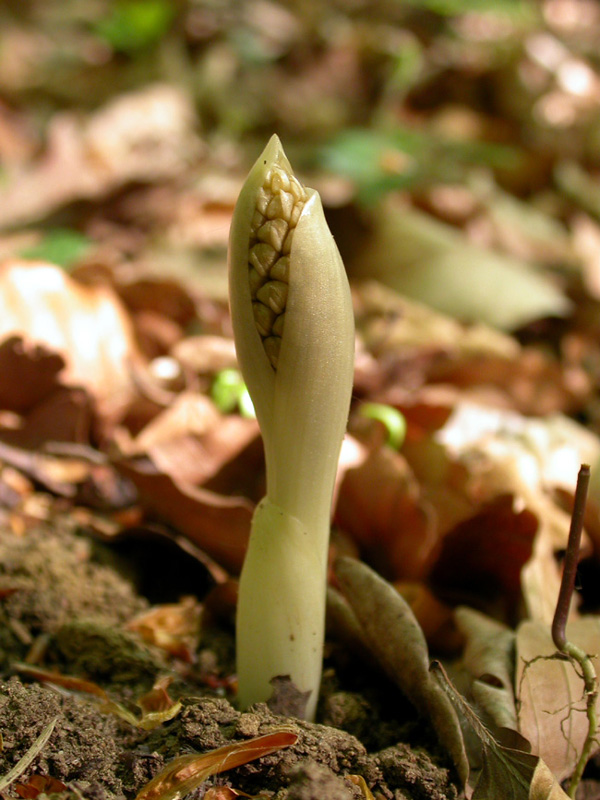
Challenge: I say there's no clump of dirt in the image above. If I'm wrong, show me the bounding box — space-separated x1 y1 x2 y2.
0 518 463 800
0 678 136 798
0 516 147 669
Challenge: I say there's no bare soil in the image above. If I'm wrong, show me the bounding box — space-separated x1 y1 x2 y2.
0 516 462 799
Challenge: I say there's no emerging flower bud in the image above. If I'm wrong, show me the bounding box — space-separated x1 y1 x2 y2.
229 135 354 720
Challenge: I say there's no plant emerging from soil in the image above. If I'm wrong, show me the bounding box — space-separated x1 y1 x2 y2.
228 135 355 720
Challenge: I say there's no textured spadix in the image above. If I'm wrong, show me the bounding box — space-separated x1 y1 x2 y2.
229 135 354 720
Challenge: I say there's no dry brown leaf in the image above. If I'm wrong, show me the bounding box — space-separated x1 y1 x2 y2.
0 260 142 420
116 460 252 574
430 494 537 620
0 86 200 229
334 556 469 785
516 618 600 782
335 445 437 581
136 677 182 732
127 597 202 661
0 386 93 450
432 662 569 800
118 394 260 487
15 773 67 798
0 335 64 413
135 731 298 800
397 582 462 653
433 403 600 622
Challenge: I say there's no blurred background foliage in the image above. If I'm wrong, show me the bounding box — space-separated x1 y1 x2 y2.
3 0 598 177
2 0 600 327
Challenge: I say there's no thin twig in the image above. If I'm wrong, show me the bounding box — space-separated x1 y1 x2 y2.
552 464 590 651
550 464 597 798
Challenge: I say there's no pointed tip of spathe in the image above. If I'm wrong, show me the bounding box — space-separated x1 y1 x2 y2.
260 134 292 174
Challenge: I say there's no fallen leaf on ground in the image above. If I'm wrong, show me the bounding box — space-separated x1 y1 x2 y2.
0 387 93 450
117 393 260 487
0 85 200 230
14 774 67 798
434 402 598 622
0 260 142 420
0 336 64 413
127 597 202 661
516 618 600 782
115 460 252 574
431 661 569 799
335 444 437 581
345 202 570 330
430 494 537 620
136 677 182 731
333 556 468 785
135 731 298 800
455 606 517 731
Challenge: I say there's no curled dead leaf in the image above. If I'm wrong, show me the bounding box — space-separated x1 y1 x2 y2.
135 731 298 800
0 260 142 420
333 556 468 785
431 662 569 800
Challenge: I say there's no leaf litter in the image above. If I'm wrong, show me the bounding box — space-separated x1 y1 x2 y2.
3 3 600 798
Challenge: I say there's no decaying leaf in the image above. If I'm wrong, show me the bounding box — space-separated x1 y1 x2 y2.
115 460 252 574
14 665 182 730
136 677 182 732
14 773 67 798
0 85 200 230
335 444 436 581
455 607 517 732
0 335 65 413
127 597 202 661
435 402 600 623
0 260 142 420
516 618 600 782
333 556 468 785
135 731 298 800
431 662 569 800
116 393 260 487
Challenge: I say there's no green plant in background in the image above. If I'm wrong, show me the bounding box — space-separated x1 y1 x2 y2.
228 135 355 720
95 0 175 54
19 229 92 270
211 369 255 418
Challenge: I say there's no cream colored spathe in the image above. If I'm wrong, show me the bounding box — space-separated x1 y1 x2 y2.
229 135 354 720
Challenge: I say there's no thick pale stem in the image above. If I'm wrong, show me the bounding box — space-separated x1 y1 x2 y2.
236 498 327 721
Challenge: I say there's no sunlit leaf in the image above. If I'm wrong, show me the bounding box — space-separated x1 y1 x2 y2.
345 204 570 329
